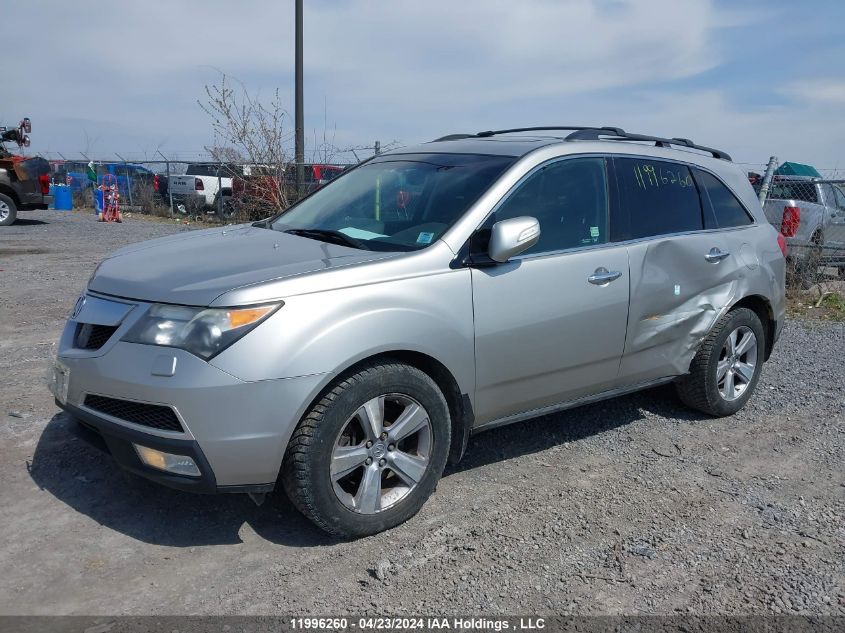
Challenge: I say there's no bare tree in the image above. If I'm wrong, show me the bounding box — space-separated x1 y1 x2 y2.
204 145 245 163
200 73 292 217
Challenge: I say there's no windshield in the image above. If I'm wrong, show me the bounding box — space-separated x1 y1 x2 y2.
270 153 514 251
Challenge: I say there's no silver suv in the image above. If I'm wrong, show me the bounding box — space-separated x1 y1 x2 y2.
51 127 786 537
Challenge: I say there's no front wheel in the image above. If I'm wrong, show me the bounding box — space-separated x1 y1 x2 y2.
0 193 18 226
282 362 451 538
676 307 765 417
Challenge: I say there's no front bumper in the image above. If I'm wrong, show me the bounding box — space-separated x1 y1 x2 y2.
53 294 329 491
59 399 221 493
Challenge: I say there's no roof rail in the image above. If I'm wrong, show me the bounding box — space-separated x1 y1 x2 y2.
565 128 732 161
431 126 732 161
475 126 624 138
432 134 476 142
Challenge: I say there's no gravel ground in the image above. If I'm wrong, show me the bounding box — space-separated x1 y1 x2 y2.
0 209 843 616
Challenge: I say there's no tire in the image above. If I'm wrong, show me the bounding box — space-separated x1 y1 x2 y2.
675 307 765 417
212 195 236 221
0 193 18 226
282 361 451 538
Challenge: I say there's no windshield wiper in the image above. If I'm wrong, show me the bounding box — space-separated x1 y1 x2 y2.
283 228 369 250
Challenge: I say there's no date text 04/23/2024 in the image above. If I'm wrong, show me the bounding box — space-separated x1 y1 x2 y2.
290 617 547 631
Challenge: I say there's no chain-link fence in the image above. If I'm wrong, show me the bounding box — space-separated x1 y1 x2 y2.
41 152 845 301
43 157 356 222
745 160 845 296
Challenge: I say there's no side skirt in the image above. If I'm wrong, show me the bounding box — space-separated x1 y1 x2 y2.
470 376 676 435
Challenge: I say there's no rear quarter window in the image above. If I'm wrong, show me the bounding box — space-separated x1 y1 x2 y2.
614 157 703 239
695 169 754 228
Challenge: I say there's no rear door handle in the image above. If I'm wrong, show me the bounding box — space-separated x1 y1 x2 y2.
588 267 623 285
705 247 730 263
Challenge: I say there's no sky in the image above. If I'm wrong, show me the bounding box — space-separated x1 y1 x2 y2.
3 0 844 170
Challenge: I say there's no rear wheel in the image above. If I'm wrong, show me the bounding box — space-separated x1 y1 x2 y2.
0 193 18 226
282 362 450 538
676 307 765 417
212 195 236 221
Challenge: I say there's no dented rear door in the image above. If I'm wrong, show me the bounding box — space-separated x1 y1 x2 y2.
620 234 742 384
612 157 742 385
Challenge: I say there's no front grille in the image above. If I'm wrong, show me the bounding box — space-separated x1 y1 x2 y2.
75 323 118 350
83 394 184 432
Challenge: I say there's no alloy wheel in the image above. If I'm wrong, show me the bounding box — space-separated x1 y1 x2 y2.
331 393 432 514
717 326 758 401
0 200 10 222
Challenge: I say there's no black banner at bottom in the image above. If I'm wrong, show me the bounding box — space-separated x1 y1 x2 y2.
0 616 842 633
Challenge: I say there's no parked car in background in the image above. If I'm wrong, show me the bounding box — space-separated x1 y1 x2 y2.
230 164 349 220
0 154 52 225
231 165 285 219
51 126 785 537
288 163 345 195
0 117 52 225
762 175 845 284
168 163 242 215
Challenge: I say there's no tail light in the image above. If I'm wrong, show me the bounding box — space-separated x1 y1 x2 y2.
776 233 788 258
153 174 160 192
195 178 204 191
780 206 800 237
38 173 50 195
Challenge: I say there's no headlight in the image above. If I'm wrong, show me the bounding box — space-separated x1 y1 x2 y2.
123 302 281 360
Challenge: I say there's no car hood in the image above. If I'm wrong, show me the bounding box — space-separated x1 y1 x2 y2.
88 224 398 305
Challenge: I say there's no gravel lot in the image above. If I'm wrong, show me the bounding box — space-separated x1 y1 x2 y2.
0 209 843 616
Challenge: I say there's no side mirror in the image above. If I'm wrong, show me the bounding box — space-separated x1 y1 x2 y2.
488 216 541 263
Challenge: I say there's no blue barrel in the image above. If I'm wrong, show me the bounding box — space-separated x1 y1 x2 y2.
53 185 73 211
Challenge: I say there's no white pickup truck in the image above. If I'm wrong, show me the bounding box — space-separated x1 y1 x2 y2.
763 175 845 284
168 163 242 214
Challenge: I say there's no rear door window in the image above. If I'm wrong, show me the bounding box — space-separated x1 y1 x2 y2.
695 169 754 228
614 157 703 239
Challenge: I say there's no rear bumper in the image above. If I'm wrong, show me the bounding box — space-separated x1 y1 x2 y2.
19 193 52 210
170 192 207 206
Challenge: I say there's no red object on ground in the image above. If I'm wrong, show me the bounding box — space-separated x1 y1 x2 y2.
98 174 122 223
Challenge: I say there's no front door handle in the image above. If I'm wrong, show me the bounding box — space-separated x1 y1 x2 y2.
705 247 731 263
588 267 623 285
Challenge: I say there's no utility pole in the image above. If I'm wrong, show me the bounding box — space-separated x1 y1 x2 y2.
295 0 304 197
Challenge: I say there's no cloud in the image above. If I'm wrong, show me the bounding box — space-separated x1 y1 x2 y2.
2 0 842 169
780 79 845 105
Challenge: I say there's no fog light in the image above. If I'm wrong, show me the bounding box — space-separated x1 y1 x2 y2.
134 444 201 477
